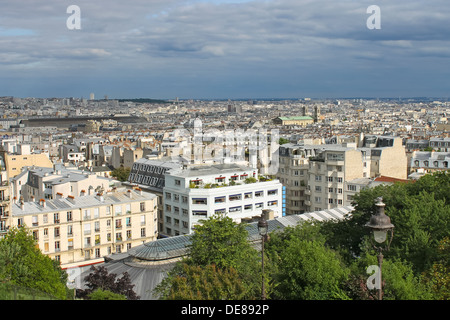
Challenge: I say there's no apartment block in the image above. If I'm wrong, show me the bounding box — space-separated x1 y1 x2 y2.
10 165 114 202
277 135 407 214
162 163 282 236
11 189 158 269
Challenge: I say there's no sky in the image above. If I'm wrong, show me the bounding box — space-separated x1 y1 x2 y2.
0 0 450 100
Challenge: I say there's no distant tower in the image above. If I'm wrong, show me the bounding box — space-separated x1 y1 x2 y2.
313 105 320 123
90 93 95 100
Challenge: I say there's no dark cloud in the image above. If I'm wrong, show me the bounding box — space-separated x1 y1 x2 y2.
0 0 449 98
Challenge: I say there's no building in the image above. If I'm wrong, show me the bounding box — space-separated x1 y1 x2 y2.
0 148 53 178
11 188 159 269
10 165 115 202
273 116 314 126
162 163 282 236
409 151 450 175
277 135 408 214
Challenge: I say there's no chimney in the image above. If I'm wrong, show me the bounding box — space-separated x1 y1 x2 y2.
31 196 35 202
40 199 46 207
80 190 86 196
67 195 75 204
56 192 63 199
262 209 274 221
96 193 104 202
127 190 132 198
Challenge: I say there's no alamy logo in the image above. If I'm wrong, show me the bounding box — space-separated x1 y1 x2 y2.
169 119 279 175
366 265 381 290
67 5 81 30
366 5 381 30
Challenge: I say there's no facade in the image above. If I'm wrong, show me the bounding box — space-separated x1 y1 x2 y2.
11 188 159 269
277 135 408 214
10 165 114 202
162 163 282 236
0 149 53 178
273 116 314 126
410 151 450 174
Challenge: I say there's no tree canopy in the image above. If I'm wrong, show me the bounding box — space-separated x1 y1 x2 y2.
0 226 70 300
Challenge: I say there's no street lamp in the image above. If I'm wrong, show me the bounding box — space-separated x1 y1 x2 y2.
365 197 394 300
258 215 269 300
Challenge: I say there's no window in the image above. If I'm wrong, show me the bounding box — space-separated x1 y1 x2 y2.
347 185 357 191
115 219 122 229
140 202 146 212
192 198 207 205
215 196 226 203
244 192 252 199
67 211 73 222
268 189 278 196
255 202 263 209
67 225 73 236
84 223 91 235
141 228 146 237
94 208 99 219
95 221 100 232
54 213 60 224
32 216 38 227
140 215 146 226
229 206 241 213
229 194 242 201
192 211 207 216
315 197 321 203
215 208 226 214
43 214 48 224
175 179 181 186
315 175 322 182
328 176 333 182
267 200 278 207
54 227 60 238
244 204 252 210
255 191 263 197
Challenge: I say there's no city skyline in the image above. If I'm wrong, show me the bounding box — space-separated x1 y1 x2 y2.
1 0 449 99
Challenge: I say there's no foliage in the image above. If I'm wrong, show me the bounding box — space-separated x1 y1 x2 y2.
267 222 350 300
421 237 450 300
155 263 246 300
278 137 290 145
0 226 70 300
88 289 127 300
111 167 131 182
244 177 258 184
321 171 450 274
155 214 262 299
77 265 139 300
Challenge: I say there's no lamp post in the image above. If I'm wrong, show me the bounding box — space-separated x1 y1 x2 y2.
365 197 394 300
258 215 268 300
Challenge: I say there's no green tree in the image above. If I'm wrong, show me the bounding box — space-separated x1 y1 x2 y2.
155 263 246 300
267 223 350 300
155 214 263 299
278 137 290 145
111 167 131 182
0 227 70 300
88 289 127 300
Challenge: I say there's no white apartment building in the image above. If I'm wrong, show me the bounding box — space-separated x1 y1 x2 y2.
162 163 282 236
11 188 158 269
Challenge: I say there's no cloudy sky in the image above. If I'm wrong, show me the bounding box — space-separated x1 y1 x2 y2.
1 0 449 99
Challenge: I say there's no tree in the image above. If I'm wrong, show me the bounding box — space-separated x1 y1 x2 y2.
111 167 131 182
77 265 139 300
88 289 127 300
0 226 70 300
155 214 263 299
267 222 350 300
278 137 290 145
155 263 246 300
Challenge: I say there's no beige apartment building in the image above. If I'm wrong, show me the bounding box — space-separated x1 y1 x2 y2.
11 188 159 269
0 148 53 178
277 135 407 214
